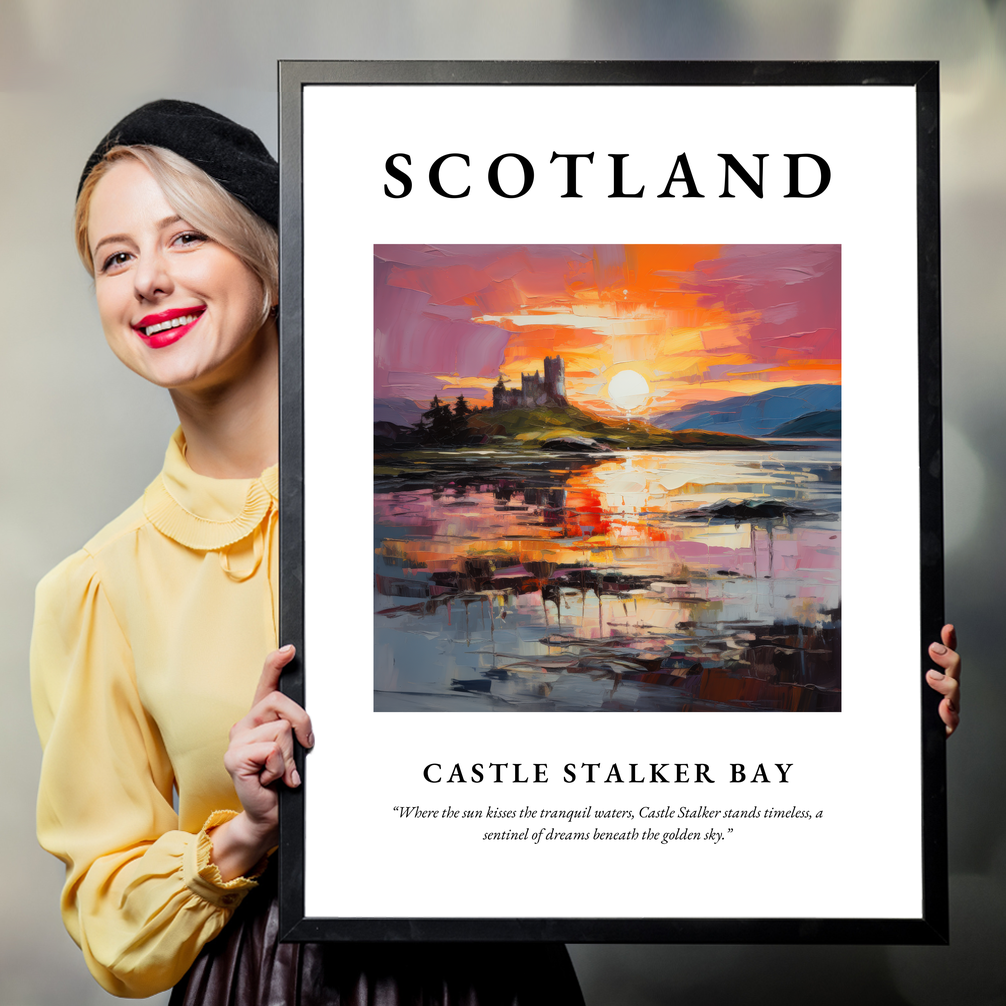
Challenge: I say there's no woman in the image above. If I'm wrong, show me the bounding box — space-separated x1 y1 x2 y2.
33 99 963 1003
31 100 586 1003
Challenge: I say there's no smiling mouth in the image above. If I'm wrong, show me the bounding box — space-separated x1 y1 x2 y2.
138 310 204 338
131 307 207 349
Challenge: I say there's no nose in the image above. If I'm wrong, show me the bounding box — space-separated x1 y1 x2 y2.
133 247 173 303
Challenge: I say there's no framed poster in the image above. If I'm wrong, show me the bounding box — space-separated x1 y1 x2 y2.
277 61 946 943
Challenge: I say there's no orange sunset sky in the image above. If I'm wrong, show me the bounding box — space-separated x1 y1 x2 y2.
374 244 840 420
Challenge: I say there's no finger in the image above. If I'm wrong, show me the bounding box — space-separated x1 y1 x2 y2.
939 697 960 737
245 690 314 749
224 739 287 786
941 623 957 652
258 742 287 787
252 645 296 707
230 698 313 753
928 641 961 681
926 668 959 701
237 719 301 788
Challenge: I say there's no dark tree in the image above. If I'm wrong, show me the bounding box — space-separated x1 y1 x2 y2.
423 395 453 442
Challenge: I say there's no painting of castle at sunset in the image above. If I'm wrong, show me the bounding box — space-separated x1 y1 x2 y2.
374 244 841 713
492 356 568 410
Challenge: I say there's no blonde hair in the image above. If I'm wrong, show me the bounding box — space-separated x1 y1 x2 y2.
75 145 278 323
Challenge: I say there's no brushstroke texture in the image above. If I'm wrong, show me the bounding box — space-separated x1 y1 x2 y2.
373 245 841 713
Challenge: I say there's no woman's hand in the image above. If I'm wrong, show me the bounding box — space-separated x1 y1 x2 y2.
209 645 314 881
926 624 961 737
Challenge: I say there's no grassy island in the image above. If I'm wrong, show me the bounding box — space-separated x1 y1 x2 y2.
465 403 764 451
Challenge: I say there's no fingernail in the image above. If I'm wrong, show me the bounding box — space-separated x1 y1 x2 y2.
931 643 947 655
307 732 315 748
928 670 944 679
280 644 295 654
292 768 301 787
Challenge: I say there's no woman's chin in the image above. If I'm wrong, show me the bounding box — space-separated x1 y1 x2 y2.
122 353 218 392
110 323 273 395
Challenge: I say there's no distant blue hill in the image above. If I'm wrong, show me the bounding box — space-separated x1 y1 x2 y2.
769 409 841 438
374 397 424 426
654 384 841 438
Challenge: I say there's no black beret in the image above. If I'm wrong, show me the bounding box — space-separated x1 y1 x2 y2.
78 99 278 228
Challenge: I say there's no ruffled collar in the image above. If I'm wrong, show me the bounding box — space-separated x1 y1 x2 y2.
143 428 278 551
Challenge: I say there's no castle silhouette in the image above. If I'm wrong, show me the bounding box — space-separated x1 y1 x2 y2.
492 355 567 410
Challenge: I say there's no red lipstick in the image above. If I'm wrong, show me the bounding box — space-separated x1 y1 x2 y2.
132 306 205 349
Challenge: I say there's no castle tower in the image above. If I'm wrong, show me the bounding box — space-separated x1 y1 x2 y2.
491 356 566 411
544 356 566 398
521 370 543 406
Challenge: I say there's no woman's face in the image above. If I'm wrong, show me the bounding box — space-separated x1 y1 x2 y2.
87 158 270 393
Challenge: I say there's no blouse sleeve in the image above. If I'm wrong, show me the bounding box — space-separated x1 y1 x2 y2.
31 549 262 998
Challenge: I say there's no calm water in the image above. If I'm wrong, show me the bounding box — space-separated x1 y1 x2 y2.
374 446 841 712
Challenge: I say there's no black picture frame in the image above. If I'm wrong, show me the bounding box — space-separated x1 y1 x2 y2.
277 60 945 944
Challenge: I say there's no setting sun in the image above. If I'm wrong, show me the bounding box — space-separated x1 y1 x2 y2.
375 243 840 422
606 369 649 410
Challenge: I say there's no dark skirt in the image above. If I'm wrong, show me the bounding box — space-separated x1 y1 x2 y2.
169 869 585 1006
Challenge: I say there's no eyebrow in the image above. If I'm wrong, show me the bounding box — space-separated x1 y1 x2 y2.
91 215 185 258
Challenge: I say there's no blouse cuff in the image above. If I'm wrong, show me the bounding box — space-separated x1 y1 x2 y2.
183 810 269 909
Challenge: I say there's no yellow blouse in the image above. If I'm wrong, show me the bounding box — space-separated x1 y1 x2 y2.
31 429 279 998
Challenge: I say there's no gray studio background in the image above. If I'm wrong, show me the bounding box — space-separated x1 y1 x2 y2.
1 1 1003 1003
